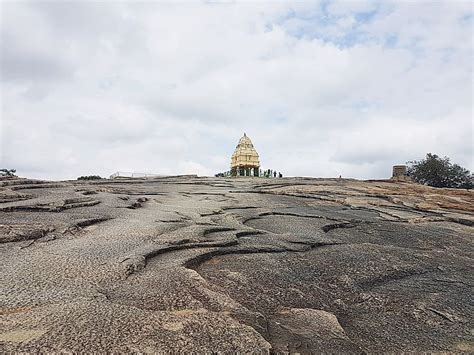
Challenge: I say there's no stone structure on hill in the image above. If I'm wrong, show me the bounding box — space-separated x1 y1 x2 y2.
230 133 260 177
392 165 409 181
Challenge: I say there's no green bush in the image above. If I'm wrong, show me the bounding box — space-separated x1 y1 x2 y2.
0 169 17 177
77 175 102 181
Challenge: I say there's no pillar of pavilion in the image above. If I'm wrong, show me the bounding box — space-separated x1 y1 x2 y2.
230 133 260 177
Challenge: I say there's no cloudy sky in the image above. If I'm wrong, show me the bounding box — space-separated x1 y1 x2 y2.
1 1 472 180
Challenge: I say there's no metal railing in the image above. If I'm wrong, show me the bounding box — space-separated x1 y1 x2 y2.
109 171 164 179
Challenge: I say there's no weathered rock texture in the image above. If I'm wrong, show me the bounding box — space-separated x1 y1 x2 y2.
0 176 472 352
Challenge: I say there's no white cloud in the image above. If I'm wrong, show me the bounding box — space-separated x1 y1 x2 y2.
1 1 472 180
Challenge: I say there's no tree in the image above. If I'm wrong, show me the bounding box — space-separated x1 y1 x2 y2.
407 153 472 189
77 175 102 181
0 169 16 177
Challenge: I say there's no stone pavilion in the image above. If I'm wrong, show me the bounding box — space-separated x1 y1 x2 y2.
230 133 260 176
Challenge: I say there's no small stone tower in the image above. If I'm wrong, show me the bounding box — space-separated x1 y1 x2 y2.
230 133 260 177
392 165 408 180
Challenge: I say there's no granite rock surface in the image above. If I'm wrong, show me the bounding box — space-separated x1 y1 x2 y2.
1 176 473 352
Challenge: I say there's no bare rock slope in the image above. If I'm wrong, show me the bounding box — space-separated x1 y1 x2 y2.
0 176 472 352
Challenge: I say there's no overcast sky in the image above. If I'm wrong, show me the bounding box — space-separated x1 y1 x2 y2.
1 1 472 180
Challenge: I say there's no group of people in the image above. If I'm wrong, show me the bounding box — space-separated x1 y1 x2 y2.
262 169 283 178
215 169 283 178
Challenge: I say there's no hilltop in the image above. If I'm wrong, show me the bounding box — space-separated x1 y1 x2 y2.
1 176 472 352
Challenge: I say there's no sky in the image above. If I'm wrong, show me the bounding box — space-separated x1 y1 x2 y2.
1 0 473 180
